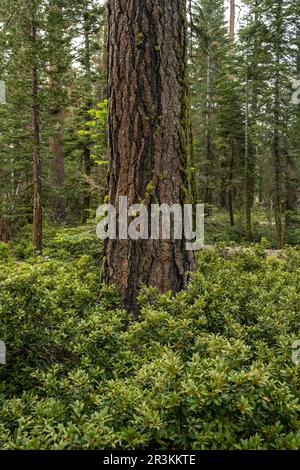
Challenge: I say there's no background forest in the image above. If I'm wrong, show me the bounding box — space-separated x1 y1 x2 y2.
1 0 300 451
0 0 300 249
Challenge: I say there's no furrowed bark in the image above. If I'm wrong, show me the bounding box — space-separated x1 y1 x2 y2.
104 0 195 313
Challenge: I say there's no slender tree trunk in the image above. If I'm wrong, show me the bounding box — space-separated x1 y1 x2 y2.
82 145 92 222
48 67 65 220
31 11 42 254
245 73 252 240
244 5 260 241
49 126 65 220
0 217 11 243
249 7 259 211
227 0 236 226
228 142 235 227
229 0 235 42
99 10 108 99
285 25 300 213
273 82 283 248
204 50 212 205
272 1 284 249
104 0 195 314
95 14 109 204
81 7 92 224
186 0 197 210
48 1 65 221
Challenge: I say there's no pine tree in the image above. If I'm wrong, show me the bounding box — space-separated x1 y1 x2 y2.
45 0 72 221
189 0 229 207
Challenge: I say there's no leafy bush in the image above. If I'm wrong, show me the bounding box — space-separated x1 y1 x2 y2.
205 208 300 248
10 225 101 262
1 238 300 449
0 242 12 263
286 210 300 245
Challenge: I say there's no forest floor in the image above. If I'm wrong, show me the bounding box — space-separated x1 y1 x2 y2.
204 207 300 248
202 244 283 258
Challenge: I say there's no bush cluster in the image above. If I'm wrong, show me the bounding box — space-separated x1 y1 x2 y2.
1 235 300 449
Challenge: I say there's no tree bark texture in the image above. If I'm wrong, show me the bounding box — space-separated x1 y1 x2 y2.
104 0 195 313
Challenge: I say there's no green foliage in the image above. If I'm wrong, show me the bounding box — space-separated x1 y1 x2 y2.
286 211 300 245
204 207 300 248
0 0 106 229
43 226 102 261
0 242 11 263
78 100 108 165
1 235 300 449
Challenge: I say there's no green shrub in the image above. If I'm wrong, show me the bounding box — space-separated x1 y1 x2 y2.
43 226 102 261
9 225 102 262
0 242 12 263
1 239 300 449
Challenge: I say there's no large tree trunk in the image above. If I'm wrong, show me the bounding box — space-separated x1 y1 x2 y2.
104 0 195 313
31 10 42 254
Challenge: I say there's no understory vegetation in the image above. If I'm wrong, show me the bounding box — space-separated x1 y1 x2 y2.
205 208 300 247
1 228 300 450
1 0 300 453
